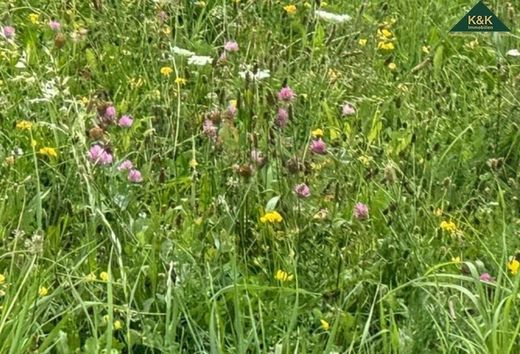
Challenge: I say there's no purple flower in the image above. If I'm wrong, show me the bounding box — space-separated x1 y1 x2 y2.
353 202 369 220
118 115 133 128
479 272 494 282
309 138 327 154
275 107 289 128
117 160 133 171
224 40 239 52
104 105 116 121
49 20 61 31
342 103 356 116
1 26 15 39
203 119 217 139
294 183 311 198
88 144 113 165
277 86 296 102
128 169 143 183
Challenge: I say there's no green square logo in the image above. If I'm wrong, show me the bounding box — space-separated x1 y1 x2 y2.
450 1 510 32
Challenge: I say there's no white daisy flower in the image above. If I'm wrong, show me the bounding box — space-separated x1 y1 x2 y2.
315 10 352 24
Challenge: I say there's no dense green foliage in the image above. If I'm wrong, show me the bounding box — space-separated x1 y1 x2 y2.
0 0 519 353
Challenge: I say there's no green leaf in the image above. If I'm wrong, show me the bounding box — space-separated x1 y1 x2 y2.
433 45 444 79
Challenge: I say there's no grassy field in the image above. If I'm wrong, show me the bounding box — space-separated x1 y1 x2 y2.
0 0 520 352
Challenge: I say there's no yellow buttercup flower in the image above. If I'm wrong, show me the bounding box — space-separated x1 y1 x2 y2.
160 66 173 76
38 286 48 297
358 38 368 47
100 271 109 282
388 62 397 70
39 147 58 158
378 41 395 51
28 13 40 24
16 120 33 130
0 274 5 285
508 259 519 275
440 220 458 234
311 128 324 138
260 211 283 223
283 4 297 15
320 319 330 331
175 77 186 85
274 269 293 282
378 28 393 39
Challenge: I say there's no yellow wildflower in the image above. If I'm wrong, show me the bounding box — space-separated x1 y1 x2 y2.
189 158 198 168
466 39 478 49
320 319 330 331
160 66 173 76
38 286 48 297
388 62 397 70
0 274 5 285
175 77 187 85
311 128 324 138
130 77 143 88
422 46 431 54
358 38 368 47
39 147 58 158
313 208 329 220
260 211 283 224
378 41 395 51
16 120 33 130
162 26 171 35
451 256 462 264
113 320 123 330
28 13 40 24
327 68 339 81
229 99 237 109
100 271 109 282
378 28 393 39
434 208 443 217
508 259 519 275
440 220 458 234
274 269 293 282
283 4 297 15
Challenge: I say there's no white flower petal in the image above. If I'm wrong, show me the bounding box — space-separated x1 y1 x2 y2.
315 10 352 24
506 49 520 57
238 69 270 81
172 46 195 57
187 55 213 66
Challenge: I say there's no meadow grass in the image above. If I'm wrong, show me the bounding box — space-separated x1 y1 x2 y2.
0 0 519 353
